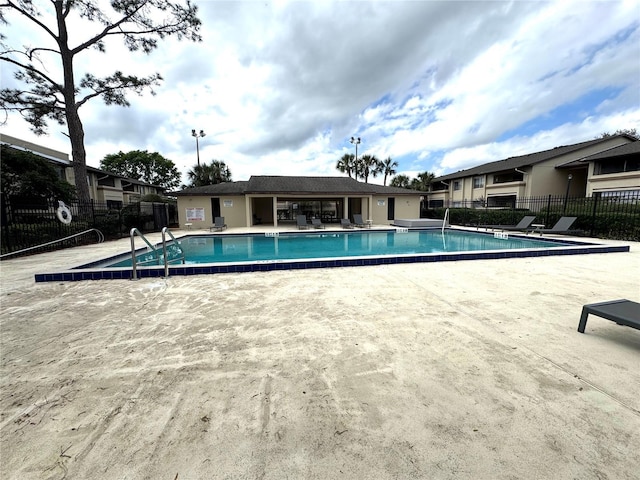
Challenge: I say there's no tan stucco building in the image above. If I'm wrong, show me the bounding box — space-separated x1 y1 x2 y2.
1 133 164 205
428 134 638 208
173 176 423 229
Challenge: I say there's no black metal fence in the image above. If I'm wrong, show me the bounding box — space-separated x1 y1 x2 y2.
1 196 179 257
424 192 640 241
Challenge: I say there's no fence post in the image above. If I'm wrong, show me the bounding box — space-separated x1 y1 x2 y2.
590 194 599 237
545 195 552 227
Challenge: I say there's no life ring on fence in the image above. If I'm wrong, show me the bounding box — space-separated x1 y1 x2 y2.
56 201 72 224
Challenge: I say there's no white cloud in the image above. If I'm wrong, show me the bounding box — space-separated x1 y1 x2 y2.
1 0 638 187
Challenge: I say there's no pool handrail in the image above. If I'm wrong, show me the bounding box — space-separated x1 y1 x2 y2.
130 228 160 280
161 227 185 277
0 228 104 259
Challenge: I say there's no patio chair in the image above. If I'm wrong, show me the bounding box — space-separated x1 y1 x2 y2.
341 218 354 229
529 216 578 235
210 216 227 232
311 218 325 229
353 213 369 228
297 215 311 229
578 299 640 333
478 215 536 231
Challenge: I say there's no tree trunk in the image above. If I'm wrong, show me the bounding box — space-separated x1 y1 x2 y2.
55 1 91 204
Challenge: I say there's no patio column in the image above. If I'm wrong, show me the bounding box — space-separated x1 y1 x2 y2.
273 196 278 227
343 196 349 220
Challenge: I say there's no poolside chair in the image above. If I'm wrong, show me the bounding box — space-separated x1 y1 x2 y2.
311 218 325 229
210 216 227 232
297 215 311 229
529 216 578 235
479 215 536 231
353 213 369 228
578 299 640 334
341 218 354 229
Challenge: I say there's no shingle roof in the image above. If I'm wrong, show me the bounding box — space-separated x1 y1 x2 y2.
173 176 422 196
434 135 637 181
579 140 640 161
171 181 249 196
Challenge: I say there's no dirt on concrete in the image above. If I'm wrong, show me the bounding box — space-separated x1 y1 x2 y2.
1 235 639 479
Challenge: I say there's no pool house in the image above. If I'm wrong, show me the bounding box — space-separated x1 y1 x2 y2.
172 176 424 229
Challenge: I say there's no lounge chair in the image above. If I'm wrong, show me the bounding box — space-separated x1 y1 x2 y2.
353 214 369 228
210 216 227 232
341 218 354 229
311 218 325 229
479 215 536 231
296 215 311 229
529 216 578 235
578 299 640 333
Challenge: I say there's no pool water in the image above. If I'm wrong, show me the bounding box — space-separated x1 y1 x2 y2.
106 230 572 267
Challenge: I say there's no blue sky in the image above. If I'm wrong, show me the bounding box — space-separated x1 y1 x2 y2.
1 0 639 185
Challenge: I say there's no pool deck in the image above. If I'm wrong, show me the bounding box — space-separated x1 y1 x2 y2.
1 226 639 479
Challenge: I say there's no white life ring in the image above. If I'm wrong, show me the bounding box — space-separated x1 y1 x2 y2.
56 201 72 224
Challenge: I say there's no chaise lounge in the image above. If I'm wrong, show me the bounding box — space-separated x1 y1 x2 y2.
478 215 536 232
353 214 370 228
578 299 640 334
529 216 578 235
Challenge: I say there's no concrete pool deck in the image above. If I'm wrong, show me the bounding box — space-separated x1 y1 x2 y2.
1 227 639 479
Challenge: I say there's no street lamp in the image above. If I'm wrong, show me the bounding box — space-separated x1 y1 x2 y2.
563 173 573 214
192 129 206 166
350 136 361 180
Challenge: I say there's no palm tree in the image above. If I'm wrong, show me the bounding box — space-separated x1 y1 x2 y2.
381 156 398 186
360 154 381 183
390 174 411 188
410 171 435 191
187 159 232 187
336 153 355 178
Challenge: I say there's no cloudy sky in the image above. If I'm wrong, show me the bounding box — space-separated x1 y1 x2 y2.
2 0 639 185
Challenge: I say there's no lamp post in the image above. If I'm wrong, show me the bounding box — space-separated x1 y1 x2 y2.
563 173 573 214
350 136 361 180
192 129 206 166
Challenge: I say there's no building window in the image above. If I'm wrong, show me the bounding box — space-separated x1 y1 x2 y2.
453 180 461 191
594 158 640 175
106 200 123 209
487 195 516 208
473 176 484 188
493 172 523 184
429 200 444 208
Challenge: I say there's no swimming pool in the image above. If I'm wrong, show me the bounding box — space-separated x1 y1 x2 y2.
104 230 575 266
34 228 629 282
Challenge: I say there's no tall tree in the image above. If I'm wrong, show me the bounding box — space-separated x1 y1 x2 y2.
381 156 398 186
0 1 202 203
390 174 411 188
359 154 381 183
410 171 435 191
186 160 232 187
100 150 181 191
599 128 638 139
335 153 355 178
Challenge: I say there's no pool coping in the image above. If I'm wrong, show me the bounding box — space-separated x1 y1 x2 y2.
34 229 630 282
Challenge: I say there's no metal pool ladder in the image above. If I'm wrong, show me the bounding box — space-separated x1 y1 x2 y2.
442 208 450 234
130 227 185 280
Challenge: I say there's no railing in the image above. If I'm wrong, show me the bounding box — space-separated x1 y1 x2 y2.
130 228 185 279
161 227 185 277
425 192 640 241
130 228 161 280
0 228 104 260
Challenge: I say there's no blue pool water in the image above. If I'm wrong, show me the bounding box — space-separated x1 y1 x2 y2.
106 230 572 267
35 228 628 282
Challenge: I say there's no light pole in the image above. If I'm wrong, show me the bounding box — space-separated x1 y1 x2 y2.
563 173 573 214
350 136 361 180
192 129 206 166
